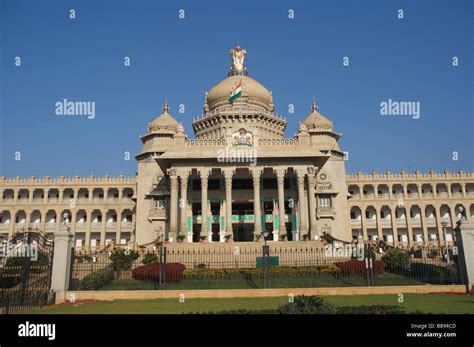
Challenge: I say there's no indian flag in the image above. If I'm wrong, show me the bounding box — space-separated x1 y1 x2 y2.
228 82 242 103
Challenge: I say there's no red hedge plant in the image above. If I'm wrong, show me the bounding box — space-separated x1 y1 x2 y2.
335 260 384 276
132 262 186 283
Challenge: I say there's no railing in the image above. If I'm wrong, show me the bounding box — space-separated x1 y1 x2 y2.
185 139 226 147
258 138 299 146
68 245 463 291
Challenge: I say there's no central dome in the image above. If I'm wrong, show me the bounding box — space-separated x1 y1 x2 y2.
207 75 272 108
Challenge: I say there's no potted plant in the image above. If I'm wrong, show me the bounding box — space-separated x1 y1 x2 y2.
177 235 186 243
199 236 207 243
224 234 233 243
280 233 288 241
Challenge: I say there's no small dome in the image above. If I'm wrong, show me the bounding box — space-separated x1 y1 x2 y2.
148 103 180 132
207 75 272 107
302 102 333 130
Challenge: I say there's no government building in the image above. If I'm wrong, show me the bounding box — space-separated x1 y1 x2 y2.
1 47 473 250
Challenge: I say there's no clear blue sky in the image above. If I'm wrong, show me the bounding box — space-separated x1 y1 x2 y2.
1 0 473 178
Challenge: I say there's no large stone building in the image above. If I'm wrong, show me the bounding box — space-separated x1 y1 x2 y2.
1 47 473 250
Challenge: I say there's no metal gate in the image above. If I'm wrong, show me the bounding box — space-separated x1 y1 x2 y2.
0 231 55 314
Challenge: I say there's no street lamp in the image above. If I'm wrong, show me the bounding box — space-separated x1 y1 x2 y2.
262 230 270 247
262 230 270 288
440 219 450 265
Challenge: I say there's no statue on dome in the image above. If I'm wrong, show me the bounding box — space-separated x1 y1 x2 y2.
229 46 247 71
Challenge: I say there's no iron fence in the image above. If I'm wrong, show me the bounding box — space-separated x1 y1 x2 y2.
68 244 464 291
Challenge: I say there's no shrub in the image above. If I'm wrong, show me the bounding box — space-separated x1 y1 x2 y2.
335 260 384 276
336 305 405 314
410 263 459 284
132 262 186 283
142 253 158 265
382 249 411 271
4 251 50 273
79 266 114 290
109 249 139 271
277 296 336 314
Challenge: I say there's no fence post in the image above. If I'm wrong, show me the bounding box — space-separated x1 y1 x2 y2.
51 224 74 304
454 219 474 293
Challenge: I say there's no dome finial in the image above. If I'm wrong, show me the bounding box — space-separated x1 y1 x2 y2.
311 98 318 113
228 45 248 77
163 99 169 114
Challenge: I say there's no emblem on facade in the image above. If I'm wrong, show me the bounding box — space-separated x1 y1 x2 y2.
232 128 253 147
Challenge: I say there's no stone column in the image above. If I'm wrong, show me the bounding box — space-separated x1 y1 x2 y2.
454 220 474 292
85 210 92 251
405 205 413 245
420 204 429 245
274 168 287 236
434 207 445 244
223 168 234 238
390 207 398 246
51 223 74 304
361 206 368 241
168 169 179 242
375 207 383 241
250 167 263 239
296 170 307 238
199 168 211 239
307 169 317 238
100 209 106 249
179 171 189 241
116 211 123 246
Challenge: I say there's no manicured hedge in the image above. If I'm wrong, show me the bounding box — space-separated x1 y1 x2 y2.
198 296 414 315
132 263 186 283
335 305 406 314
182 265 341 279
79 266 114 290
335 260 384 276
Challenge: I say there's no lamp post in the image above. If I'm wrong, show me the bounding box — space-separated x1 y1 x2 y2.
441 219 450 265
262 230 270 288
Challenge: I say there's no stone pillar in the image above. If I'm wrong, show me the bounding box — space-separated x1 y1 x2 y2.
168 169 179 242
99 209 107 249
274 168 287 236
51 223 73 304
375 207 383 241
223 168 234 239
296 170 307 238
116 212 122 246
307 170 317 238
434 207 445 244
361 206 368 241
250 167 263 239
390 207 398 246
179 171 189 241
85 210 92 251
454 220 474 292
405 206 413 245
461 183 467 198
199 168 211 239
420 205 429 245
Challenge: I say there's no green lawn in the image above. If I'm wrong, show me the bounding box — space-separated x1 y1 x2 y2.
27 294 474 314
